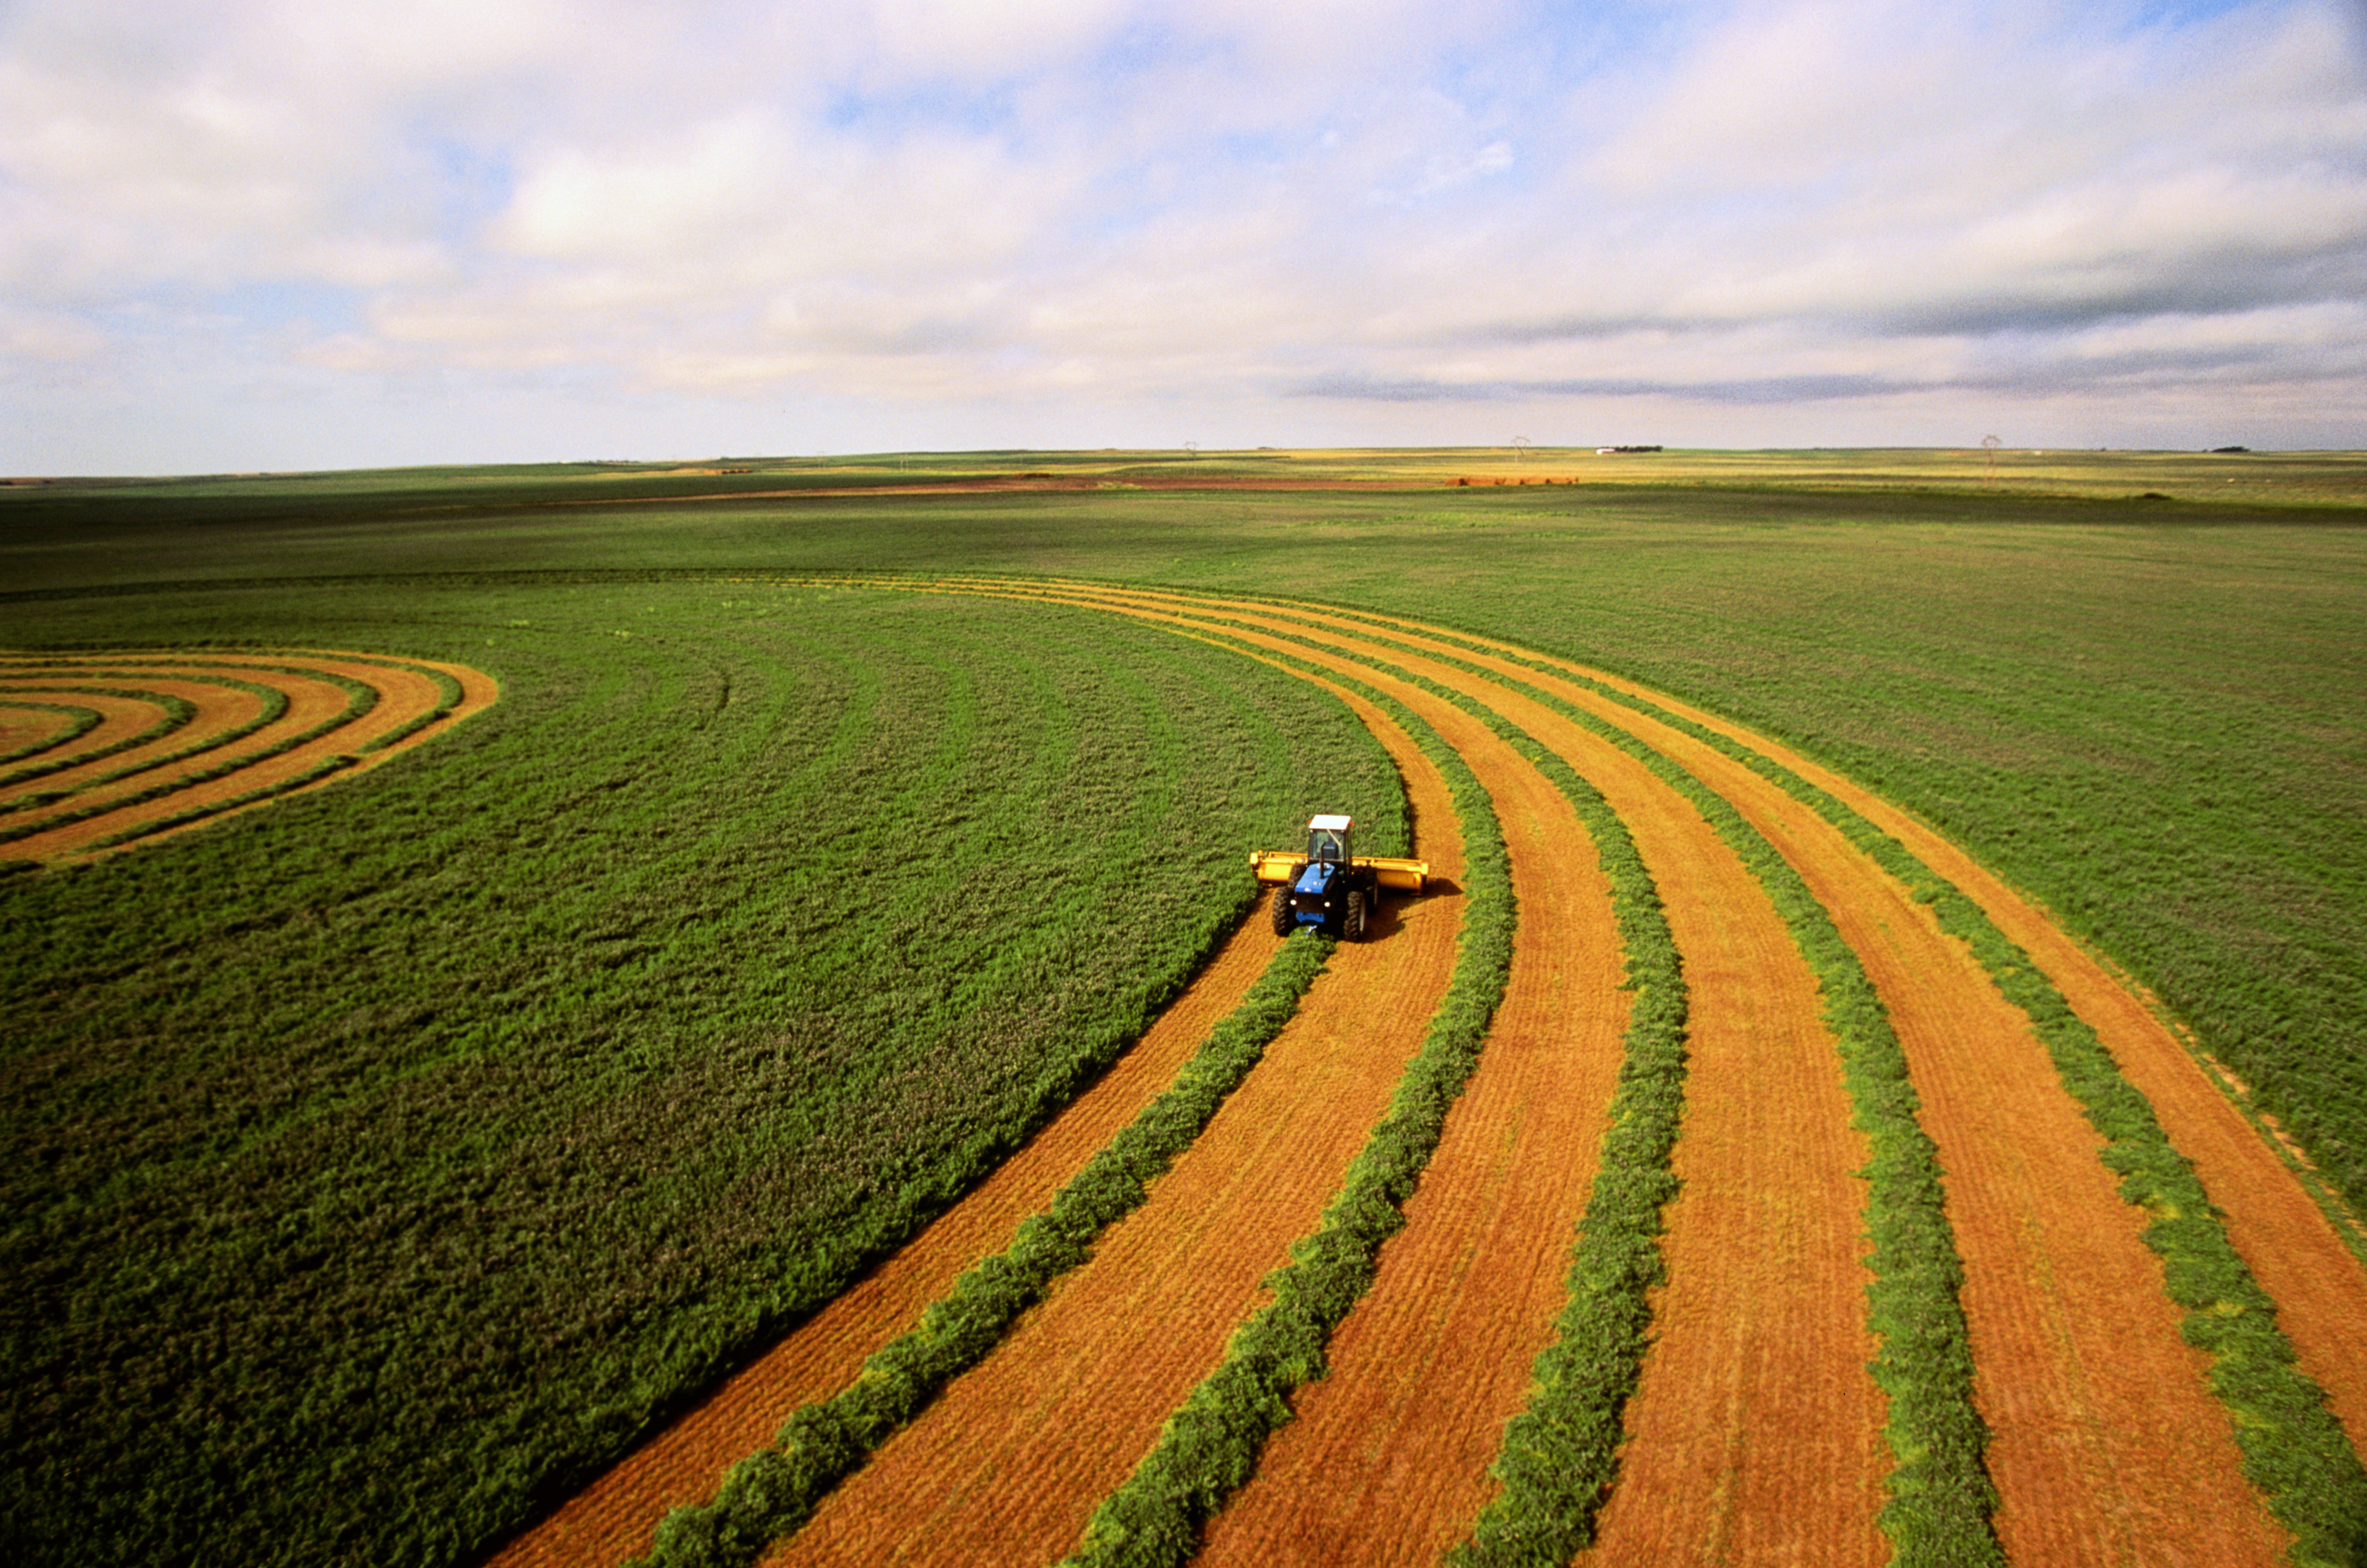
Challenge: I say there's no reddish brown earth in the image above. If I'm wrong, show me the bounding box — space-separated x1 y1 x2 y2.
763 687 1464 1568
486 918 1285 1568
0 650 493 861
1422 632 2297 1564
1191 645 1633 1567
0 704 79 756
1119 592 1892 1565
1556 660 2367 1461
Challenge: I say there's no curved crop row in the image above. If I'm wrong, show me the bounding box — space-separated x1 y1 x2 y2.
1062 642 1514 1568
0 587 1409 1568
0 650 492 863
0 686 197 791
1062 587 1976 1562
710 573 2357 1566
13 566 2361 1568
635 930 1337 1568
1300 601 2367 1562
1560 660 2367 1561
1185 602 1995 1561
0 702 104 769
913 580 2351 1561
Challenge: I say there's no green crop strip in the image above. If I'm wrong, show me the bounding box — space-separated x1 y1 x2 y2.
1412 697 1690 1566
1061 634 1514 1568
1146 594 1999 1562
633 929 1335 1568
1494 655 2367 1565
0 692 178 787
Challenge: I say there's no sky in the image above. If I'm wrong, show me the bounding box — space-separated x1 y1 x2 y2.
4 0 2364 473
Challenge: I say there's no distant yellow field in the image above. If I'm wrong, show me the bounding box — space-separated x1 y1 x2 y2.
1233 445 2367 504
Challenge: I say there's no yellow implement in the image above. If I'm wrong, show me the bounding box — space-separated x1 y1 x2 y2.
1249 849 1428 891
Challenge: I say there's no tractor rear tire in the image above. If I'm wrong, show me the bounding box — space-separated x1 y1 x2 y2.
1343 889 1368 941
1271 883 1294 935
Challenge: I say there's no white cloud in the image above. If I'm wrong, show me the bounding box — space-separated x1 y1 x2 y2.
4 0 2366 470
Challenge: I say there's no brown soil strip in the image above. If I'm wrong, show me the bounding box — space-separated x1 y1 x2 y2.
1429 640 2298 1563
0 704 80 759
0 681 267 808
1103 592 1888 1565
483 917 1284 1568
1192 657 1634 1566
1553 662 2367 1460
1 653 493 863
0 690 177 788
763 682 1464 1568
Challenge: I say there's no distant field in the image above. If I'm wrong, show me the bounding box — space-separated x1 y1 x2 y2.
2 448 2361 1565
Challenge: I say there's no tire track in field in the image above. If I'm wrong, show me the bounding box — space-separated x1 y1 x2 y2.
1072 588 1891 1564
762 686 1463 1568
0 650 493 862
487 918 1285 1568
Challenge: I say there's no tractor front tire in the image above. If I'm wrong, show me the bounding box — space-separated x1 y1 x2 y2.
1343 889 1368 941
1271 883 1295 936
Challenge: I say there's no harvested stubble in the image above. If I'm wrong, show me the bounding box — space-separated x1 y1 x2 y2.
1374 613 2367 1562
0 689 195 788
1608 670 2367 1460
0 703 92 763
628 576 2359 1565
1059 631 1515 1568
1408 627 2302 1562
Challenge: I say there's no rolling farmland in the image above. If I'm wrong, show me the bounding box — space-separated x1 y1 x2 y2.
3 451 2364 1566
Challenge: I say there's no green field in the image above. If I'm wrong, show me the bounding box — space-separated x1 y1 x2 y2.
3 448 2361 1566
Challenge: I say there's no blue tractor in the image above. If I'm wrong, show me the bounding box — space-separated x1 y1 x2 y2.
1250 814 1428 940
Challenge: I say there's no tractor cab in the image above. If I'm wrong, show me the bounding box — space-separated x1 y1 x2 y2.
1305 813 1353 865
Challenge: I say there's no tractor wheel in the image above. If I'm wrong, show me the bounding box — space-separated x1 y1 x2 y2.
1343 889 1368 941
1270 883 1294 935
